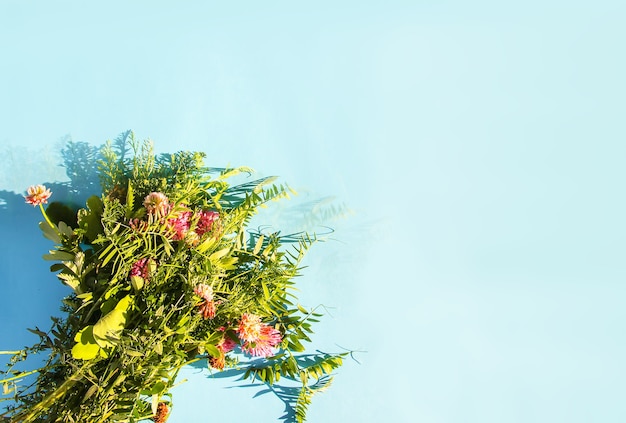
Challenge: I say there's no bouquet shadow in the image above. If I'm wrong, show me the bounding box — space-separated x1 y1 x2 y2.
190 352 339 423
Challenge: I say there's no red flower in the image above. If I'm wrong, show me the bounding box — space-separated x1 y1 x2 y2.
167 210 192 241
196 210 219 236
129 258 155 281
25 185 52 206
209 334 238 370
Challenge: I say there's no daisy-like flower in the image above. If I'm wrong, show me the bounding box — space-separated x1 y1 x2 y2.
25 185 52 206
196 210 220 236
194 283 217 319
236 313 282 358
143 192 170 217
242 325 282 358
236 313 263 343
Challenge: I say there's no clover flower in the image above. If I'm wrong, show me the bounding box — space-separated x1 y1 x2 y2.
25 185 52 206
130 258 151 279
167 210 192 241
194 283 217 319
196 210 220 236
143 192 170 217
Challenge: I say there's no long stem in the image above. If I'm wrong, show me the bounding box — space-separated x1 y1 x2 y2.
0 369 39 384
39 203 60 234
14 364 88 422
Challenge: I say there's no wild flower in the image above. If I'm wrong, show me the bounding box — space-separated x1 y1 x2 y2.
237 313 282 358
194 283 217 319
242 324 282 358
130 258 152 280
167 210 192 241
24 185 52 206
196 210 219 236
209 334 238 370
143 192 170 217
237 313 263 343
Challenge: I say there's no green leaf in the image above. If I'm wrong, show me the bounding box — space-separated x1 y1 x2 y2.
130 275 144 291
43 250 75 261
154 342 163 356
204 344 220 358
71 326 102 360
39 221 61 243
78 196 105 242
150 381 166 395
196 237 216 253
209 247 230 261
92 295 133 348
125 181 135 218
253 234 264 255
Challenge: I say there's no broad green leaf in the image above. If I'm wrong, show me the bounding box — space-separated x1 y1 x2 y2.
71 326 101 360
150 381 166 395
78 196 105 242
209 247 229 261
39 221 61 243
204 344 220 358
93 295 133 348
130 275 144 291
43 250 75 261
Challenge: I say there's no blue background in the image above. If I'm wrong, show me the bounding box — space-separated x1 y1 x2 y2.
1 1 625 422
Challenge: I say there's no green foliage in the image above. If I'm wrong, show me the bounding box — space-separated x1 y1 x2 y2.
0 133 348 423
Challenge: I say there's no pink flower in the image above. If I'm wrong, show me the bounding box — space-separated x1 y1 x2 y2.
237 313 263 343
194 283 217 319
209 333 238 370
143 192 170 217
25 185 52 206
196 210 220 236
236 313 282 358
218 335 237 353
130 258 155 280
167 210 192 241
242 325 282 358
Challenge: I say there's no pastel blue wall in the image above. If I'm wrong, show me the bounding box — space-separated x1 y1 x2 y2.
1 1 625 422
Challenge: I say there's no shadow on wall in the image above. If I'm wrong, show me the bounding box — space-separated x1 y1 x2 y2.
0 133 126 353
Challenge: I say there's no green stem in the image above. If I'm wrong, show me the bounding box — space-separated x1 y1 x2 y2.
39 203 60 235
14 364 87 422
0 369 40 384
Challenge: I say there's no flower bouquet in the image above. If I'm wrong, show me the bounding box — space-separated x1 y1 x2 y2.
1 135 347 422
